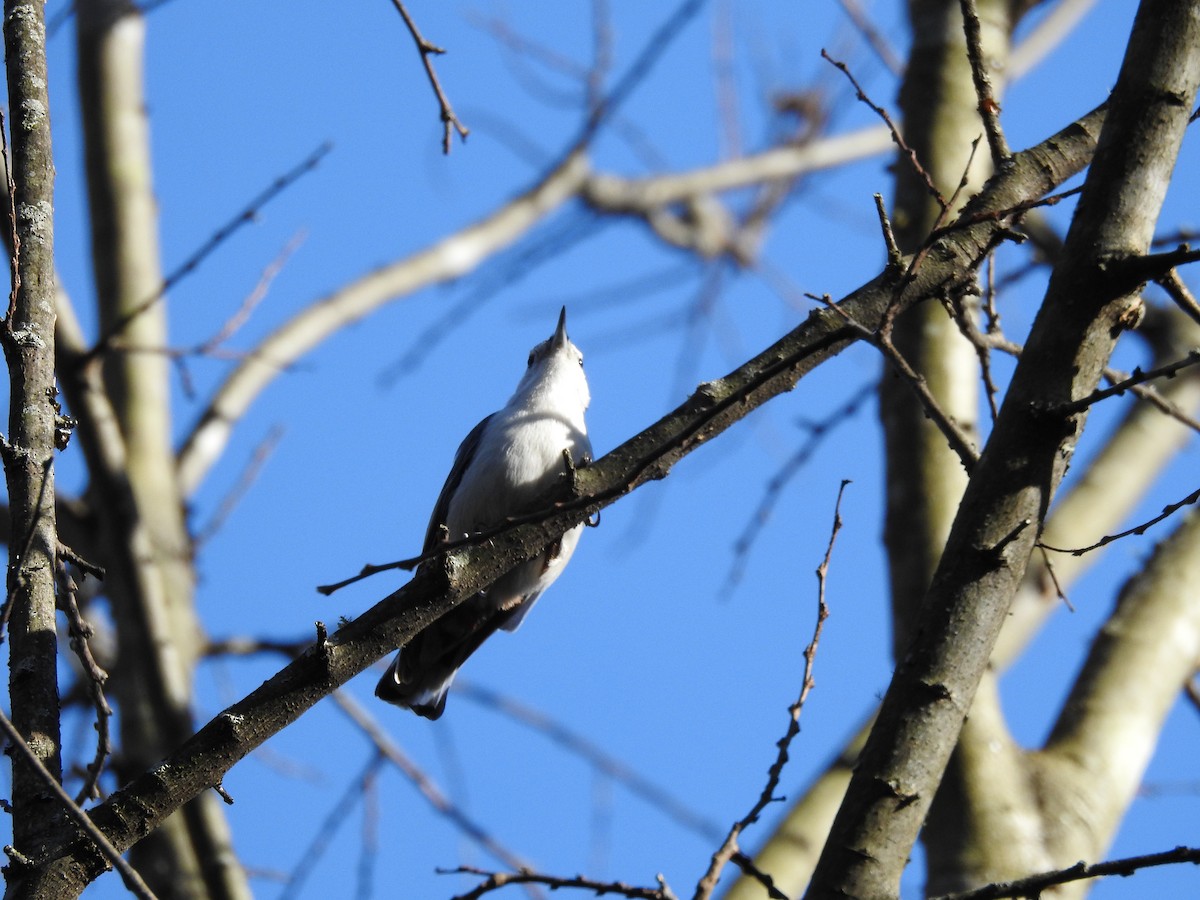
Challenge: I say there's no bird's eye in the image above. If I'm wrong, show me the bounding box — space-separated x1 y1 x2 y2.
527 351 536 367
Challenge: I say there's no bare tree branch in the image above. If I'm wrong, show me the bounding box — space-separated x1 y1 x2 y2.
331 691 534 873
695 481 846 900
935 845 1200 899
1057 348 1200 415
84 142 330 363
959 0 1012 164
722 384 873 596
455 681 723 841
389 0 469 153
73 3 251 893
57 560 112 803
445 867 677 900
277 751 387 900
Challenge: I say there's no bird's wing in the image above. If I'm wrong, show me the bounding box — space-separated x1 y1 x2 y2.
423 413 493 553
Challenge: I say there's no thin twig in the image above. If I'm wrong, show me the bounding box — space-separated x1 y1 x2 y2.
956 310 1200 436
979 254 1001 420
1040 486 1200 557
1155 268 1200 327
874 193 901 267
958 0 1011 165
890 137 984 328
1057 349 1200 416
812 292 980 471
170 232 305 398
722 383 873 596
1036 545 1074 612
57 542 105 581
580 0 706 140
933 185 1082 241
57 561 113 803
278 751 386 900
835 0 904 74
455 680 724 841
84 142 331 362
197 230 307 356
444 867 677 900
357 760 381 900
203 636 310 658
713 1 744 160
694 480 847 900
934 845 1200 900
587 0 613 119
941 277 1003 422
194 425 285 545
468 13 590 83
390 0 469 153
822 49 944 209
331 691 533 873
0 708 158 899
1122 381 1200 434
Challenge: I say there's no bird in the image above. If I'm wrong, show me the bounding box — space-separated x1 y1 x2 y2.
376 307 592 719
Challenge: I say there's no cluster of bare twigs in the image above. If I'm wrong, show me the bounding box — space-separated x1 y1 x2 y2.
84 142 331 366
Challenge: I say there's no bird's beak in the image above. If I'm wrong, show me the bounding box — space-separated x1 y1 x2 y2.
551 306 569 349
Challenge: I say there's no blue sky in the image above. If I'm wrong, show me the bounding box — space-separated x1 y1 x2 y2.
3 0 1198 897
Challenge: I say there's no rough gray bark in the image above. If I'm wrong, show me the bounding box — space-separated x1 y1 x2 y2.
2 0 63 862
806 0 1200 895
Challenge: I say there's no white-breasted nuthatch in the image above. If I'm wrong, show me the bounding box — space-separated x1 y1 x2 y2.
376 308 592 719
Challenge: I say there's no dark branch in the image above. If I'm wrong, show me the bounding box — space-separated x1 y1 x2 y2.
444 867 677 900
694 481 846 900
822 49 945 209
934 845 1200 899
1040 485 1200 556
1056 349 1200 416
390 0 469 153
958 0 1011 164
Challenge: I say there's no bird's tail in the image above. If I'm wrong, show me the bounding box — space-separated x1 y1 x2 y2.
375 593 520 719
375 658 454 719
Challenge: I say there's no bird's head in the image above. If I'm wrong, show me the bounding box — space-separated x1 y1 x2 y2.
514 307 590 412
